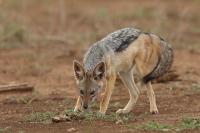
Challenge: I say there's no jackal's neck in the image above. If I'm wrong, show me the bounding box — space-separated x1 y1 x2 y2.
83 43 109 73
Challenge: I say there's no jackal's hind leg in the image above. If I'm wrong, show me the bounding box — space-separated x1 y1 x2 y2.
116 70 140 114
146 82 158 114
135 58 158 114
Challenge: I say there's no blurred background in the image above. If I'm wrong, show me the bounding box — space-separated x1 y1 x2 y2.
0 1 200 132
0 0 199 97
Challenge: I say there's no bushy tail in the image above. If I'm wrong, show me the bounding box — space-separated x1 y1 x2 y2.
143 37 173 83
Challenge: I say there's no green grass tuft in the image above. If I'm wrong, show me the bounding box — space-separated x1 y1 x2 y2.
0 128 4 133
64 109 134 122
127 118 200 131
25 111 56 123
180 118 200 129
0 127 12 133
140 122 172 131
0 22 27 49
192 83 200 93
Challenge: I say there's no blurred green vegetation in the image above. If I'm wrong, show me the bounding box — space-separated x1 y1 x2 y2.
127 117 200 131
0 0 199 51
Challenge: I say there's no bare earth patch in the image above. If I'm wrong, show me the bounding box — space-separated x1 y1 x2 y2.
0 0 200 132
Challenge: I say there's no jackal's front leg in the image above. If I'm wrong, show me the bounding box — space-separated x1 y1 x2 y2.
116 71 140 114
74 96 82 112
99 73 116 114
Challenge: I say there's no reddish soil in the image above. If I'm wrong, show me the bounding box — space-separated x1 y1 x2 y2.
0 0 200 132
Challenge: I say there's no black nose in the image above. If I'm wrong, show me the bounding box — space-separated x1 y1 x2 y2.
83 104 88 109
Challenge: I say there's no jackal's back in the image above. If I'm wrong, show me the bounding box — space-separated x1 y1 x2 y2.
83 28 141 72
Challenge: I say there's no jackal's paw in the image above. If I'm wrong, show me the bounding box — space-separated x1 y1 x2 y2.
116 109 129 114
74 107 82 112
150 109 159 114
98 110 106 115
97 111 105 117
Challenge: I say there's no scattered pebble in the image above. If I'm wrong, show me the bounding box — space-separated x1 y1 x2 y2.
115 119 123 124
52 114 71 123
67 127 76 132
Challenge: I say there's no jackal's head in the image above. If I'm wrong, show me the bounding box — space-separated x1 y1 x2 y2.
73 60 106 110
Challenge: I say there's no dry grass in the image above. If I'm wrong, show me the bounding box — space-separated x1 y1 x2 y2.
0 0 199 50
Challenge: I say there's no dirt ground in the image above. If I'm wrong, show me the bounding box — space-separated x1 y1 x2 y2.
0 0 200 133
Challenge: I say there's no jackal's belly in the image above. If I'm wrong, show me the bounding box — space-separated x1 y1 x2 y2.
114 58 133 72
112 46 137 72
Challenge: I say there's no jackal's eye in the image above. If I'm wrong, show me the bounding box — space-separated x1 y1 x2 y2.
93 76 98 81
80 90 84 95
90 90 95 95
93 74 103 81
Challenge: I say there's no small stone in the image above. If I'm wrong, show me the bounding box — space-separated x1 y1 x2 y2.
161 129 170 132
67 127 76 132
52 116 61 123
52 114 71 123
115 119 123 124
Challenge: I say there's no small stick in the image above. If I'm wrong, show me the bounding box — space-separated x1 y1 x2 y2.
0 83 34 93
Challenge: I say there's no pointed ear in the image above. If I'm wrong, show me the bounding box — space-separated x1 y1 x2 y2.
73 60 85 80
93 62 106 80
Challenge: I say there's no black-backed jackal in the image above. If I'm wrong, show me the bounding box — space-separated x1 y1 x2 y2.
73 28 173 114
